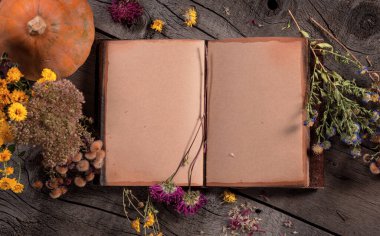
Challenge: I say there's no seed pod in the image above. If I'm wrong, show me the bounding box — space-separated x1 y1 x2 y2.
49 188 62 199
77 159 90 172
85 151 97 161
74 176 87 187
90 140 103 153
369 162 380 175
72 152 83 162
56 165 68 175
85 172 95 182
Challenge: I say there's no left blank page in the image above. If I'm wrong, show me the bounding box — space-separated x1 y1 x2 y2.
102 40 205 186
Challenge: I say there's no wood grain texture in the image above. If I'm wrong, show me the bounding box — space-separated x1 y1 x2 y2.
1 0 380 235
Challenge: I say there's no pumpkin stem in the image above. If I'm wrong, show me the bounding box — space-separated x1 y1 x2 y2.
27 16 47 36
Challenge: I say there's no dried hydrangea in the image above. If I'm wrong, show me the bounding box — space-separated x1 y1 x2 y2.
12 79 92 168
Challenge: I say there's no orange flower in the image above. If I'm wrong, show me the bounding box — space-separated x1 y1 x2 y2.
0 149 12 162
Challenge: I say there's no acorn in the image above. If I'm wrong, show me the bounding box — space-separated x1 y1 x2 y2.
77 160 90 172
96 150 106 160
56 165 68 175
90 140 103 153
60 186 68 195
72 152 83 162
85 172 95 182
74 176 87 187
85 151 97 161
369 162 380 175
92 159 104 169
32 180 43 190
49 188 62 199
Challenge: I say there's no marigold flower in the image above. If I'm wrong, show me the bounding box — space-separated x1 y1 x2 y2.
151 19 165 32
11 90 29 103
0 87 11 106
0 149 12 162
6 67 23 83
11 182 24 193
37 68 57 83
8 102 27 121
0 177 17 190
0 79 6 88
184 7 197 27
176 190 207 216
223 190 237 203
4 166 14 176
143 211 155 228
131 218 141 233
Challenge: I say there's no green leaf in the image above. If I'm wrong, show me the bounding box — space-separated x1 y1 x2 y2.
7 144 15 153
300 30 310 38
316 43 333 50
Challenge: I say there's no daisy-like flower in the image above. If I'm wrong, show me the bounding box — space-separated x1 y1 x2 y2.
176 190 207 216
8 102 27 121
6 67 23 83
150 19 165 33
4 166 14 176
0 79 6 88
312 143 324 155
149 181 184 204
0 149 12 162
0 87 11 106
223 190 237 203
184 7 197 27
11 90 29 103
11 182 24 193
109 0 144 26
131 218 141 233
0 177 17 190
37 68 57 84
350 147 361 158
143 211 155 228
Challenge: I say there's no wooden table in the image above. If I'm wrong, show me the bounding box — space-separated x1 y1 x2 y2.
1 0 379 235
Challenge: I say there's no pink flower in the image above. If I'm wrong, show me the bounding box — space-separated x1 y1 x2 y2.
149 181 184 204
176 190 207 216
108 0 144 26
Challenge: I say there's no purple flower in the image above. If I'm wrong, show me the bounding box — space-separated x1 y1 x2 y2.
229 217 242 230
176 190 207 216
109 0 144 26
149 181 184 204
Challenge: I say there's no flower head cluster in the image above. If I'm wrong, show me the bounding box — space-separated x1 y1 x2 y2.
150 19 165 33
223 190 237 203
176 190 207 216
6 67 23 83
224 203 264 235
109 0 144 26
37 68 57 84
0 148 24 193
149 180 184 204
12 79 89 168
184 7 197 27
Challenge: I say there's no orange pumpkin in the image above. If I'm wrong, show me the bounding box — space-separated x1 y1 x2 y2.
0 0 95 80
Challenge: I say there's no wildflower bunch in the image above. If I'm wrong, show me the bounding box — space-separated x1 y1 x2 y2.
288 11 376 157
0 148 24 193
150 19 165 33
184 7 197 27
223 203 264 235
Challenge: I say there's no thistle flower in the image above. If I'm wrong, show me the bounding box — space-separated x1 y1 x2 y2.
109 0 144 26
150 19 165 32
322 140 331 150
350 147 361 158
311 143 324 155
184 7 197 27
176 190 207 216
149 181 184 204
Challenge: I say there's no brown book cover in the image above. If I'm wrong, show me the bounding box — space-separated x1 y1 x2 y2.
98 38 324 188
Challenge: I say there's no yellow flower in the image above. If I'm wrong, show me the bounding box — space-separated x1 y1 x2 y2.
12 182 24 193
223 190 237 203
0 88 11 106
8 102 27 121
0 177 17 190
6 67 23 83
4 166 14 176
131 218 141 233
0 79 7 88
0 121 14 144
0 149 11 162
0 136 3 146
143 211 155 228
151 19 165 32
184 7 197 27
37 68 57 83
11 90 29 103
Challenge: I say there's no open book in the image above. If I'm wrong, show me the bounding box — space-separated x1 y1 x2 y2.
98 38 323 188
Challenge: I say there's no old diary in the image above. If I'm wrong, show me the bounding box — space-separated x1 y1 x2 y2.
99 38 323 187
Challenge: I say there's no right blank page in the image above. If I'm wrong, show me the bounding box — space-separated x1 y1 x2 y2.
206 37 309 187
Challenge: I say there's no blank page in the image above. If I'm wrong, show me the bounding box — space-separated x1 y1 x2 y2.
206 38 309 187
103 40 205 186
